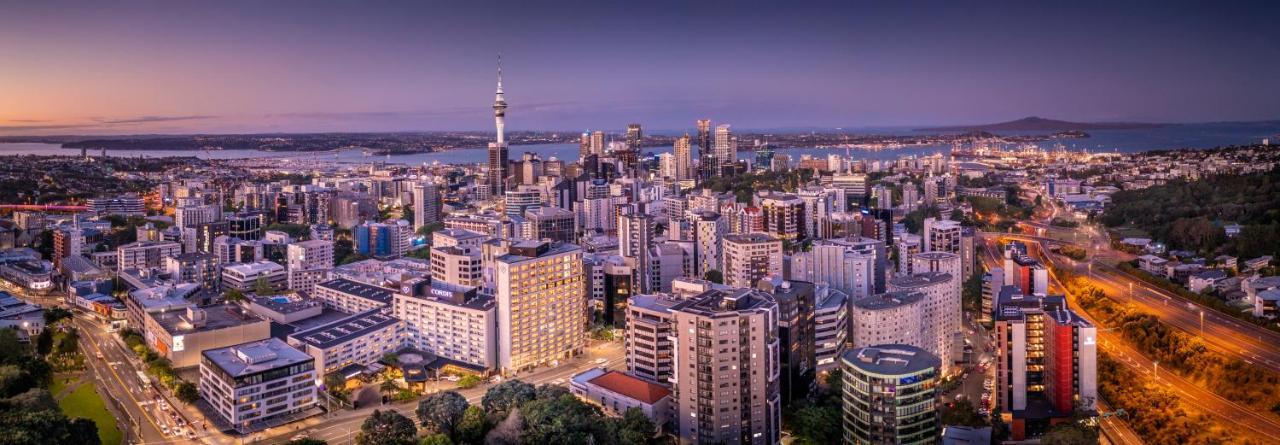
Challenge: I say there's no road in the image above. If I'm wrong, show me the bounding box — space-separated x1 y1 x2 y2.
979 235 1280 441
256 340 626 445
74 313 195 444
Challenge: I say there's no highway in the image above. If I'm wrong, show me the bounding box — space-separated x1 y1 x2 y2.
979 235 1280 441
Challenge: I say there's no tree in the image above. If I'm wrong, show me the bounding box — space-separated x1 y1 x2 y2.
254 277 277 296
4 388 58 412
614 408 657 445
418 434 452 445
454 406 489 445
175 381 199 403
456 374 482 390
224 288 246 303
482 410 523 445
42 308 71 325
519 394 608 443
34 329 53 356
0 409 101 445
533 383 570 401
481 379 535 413
417 222 444 238
940 399 987 427
379 375 400 397
355 409 418 445
1041 421 1099 445
284 439 328 445
703 269 723 284
788 404 841 445
416 391 469 436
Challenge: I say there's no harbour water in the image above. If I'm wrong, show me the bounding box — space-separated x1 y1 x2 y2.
2 121 1275 166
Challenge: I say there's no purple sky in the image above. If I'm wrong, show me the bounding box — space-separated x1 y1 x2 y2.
2 0 1279 135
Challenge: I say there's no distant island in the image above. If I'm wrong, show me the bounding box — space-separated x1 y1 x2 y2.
916 116 1164 132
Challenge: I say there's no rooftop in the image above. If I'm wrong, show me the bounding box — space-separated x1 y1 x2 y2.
842 344 940 376
587 370 672 404
888 272 954 289
289 309 401 350
671 288 776 317
153 304 266 335
202 338 313 378
316 278 395 303
851 291 924 310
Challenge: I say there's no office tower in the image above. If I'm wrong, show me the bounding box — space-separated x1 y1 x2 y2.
503 187 542 218
759 278 816 404
579 132 591 159
696 119 714 180
797 187 834 239
285 240 333 294
674 134 694 181
888 271 959 374
591 130 606 156
876 185 893 210
722 233 783 288
429 245 483 287
626 123 642 151
493 241 586 375
624 294 679 384
523 207 576 243
841 345 941 445
994 293 1097 440
759 192 806 240
754 141 775 170
657 153 675 179
52 228 84 270
354 220 412 259
412 181 441 232
714 124 736 175
488 58 509 196
671 289 780 445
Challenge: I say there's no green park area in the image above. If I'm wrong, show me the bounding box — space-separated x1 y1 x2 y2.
57 380 123 445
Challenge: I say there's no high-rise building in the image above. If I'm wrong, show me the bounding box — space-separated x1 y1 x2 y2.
578 132 591 159
696 119 714 180
790 237 887 296
354 220 412 259
922 217 962 254
624 294 679 384
591 130 606 156
412 181 441 232
523 207 576 243
692 211 726 277
840 345 941 445
994 292 1097 440
758 278 816 404
887 271 959 374
285 240 333 294
849 291 925 350
671 289 780 445
488 58 509 196
673 134 694 181
493 241 586 375
199 338 316 433
714 124 736 175
722 233 783 289
759 192 806 240
813 286 849 374
393 281 497 370
503 187 542 218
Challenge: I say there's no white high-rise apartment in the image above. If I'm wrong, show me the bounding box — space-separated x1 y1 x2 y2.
199 338 316 433
714 124 736 170
923 217 963 254
849 291 925 350
887 271 959 374
493 241 586 375
790 243 875 300
673 134 694 181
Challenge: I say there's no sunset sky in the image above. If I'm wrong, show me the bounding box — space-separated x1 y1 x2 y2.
2 0 1279 135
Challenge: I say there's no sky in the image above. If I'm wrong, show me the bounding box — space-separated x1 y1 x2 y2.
1 0 1279 135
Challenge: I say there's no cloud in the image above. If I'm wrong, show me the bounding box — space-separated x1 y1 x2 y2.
0 123 99 131
4 119 52 123
94 115 218 124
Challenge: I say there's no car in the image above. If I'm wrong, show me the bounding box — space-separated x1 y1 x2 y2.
187 431 198 439
551 378 566 385
161 426 169 435
292 434 310 441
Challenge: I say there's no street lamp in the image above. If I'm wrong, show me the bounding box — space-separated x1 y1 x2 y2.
1153 361 1159 381
1200 310 1204 335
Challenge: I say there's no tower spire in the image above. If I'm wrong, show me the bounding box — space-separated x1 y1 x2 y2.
493 53 508 145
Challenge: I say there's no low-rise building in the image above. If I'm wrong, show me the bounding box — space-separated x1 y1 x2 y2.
570 368 673 432
144 304 271 368
287 309 406 375
311 278 395 314
222 261 287 293
245 291 323 324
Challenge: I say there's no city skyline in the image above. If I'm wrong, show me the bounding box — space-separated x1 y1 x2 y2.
4 1 1280 135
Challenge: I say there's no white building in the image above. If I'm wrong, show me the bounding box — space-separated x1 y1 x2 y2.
311 278 394 314
222 260 287 293
287 309 406 374
393 281 497 371
199 338 316 432
286 240 334 294
888 271 960 374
